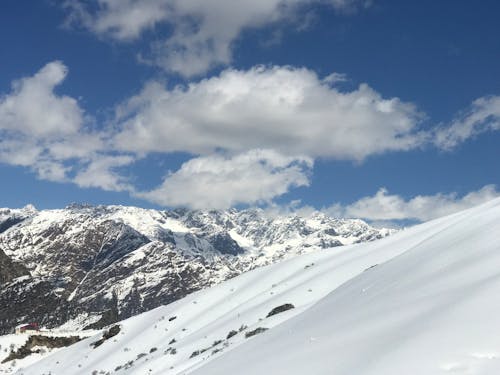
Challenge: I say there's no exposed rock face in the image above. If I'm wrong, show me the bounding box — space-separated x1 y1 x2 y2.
0 204 394 334
90 325 121 348
1 335 82 363
0 249 29 284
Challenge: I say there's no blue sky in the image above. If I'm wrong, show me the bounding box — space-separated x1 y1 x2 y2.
0 0 499 223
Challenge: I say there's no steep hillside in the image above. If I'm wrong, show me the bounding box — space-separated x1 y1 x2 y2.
0 204 391 334
11 198 499 375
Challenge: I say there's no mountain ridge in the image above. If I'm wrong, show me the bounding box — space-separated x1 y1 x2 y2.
0 204 392 334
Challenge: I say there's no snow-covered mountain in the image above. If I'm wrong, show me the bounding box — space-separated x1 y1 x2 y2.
6 197 499 375
0 204 391 335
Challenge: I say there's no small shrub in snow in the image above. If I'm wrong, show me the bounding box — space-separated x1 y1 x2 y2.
226 330 238 339
91 325 121 348
245 327 268 338
149 347 157 353
190 346 210 358
238 324 247 332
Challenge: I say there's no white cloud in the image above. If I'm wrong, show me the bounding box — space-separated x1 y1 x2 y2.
0 61 83 137
0 137 42 167
2 62 499 211
0 61 93 183
33 160 71 182
0 62 130 190
73 155 135 192
113 66 424 160
434 96 500 149
136 149 313 209
48 133 105 160
328 185 500 222
64 0 369 76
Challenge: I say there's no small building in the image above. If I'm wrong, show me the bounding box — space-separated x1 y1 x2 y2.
15 322 40 334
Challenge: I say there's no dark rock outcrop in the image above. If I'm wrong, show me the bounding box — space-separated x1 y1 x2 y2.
2 335 82 363
91 325 121 348
266 303 295 318
0 249 29 284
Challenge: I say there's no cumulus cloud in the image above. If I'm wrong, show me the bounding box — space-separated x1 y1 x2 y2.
136 149 313 209
434 96 500 149
328 185 500 222
113 66 424 160
2 62 499 210
0 138 42 167
0 61 89 182
0 61 83 137
63 0 369 76
73 155 135 192
0 62 132 190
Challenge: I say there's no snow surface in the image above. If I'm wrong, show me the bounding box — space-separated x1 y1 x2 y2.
0 330 96 374
11 197 500 375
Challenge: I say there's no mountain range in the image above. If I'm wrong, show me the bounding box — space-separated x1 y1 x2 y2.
0 204 392 335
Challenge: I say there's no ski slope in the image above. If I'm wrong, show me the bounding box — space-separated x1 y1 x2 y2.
14 197 500 375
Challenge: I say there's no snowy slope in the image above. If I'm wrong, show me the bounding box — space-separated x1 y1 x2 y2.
195 197 500 375
0 330 96 374
12 198 500 374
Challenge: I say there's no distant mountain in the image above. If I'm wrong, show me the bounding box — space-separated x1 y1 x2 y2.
0 204 393 334
7 198 499 375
